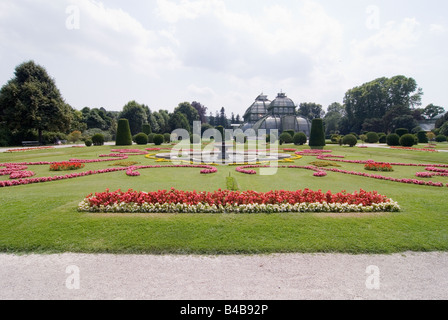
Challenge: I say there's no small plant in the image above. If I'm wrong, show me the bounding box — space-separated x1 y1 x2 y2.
226 174 240 191
85 139 92 147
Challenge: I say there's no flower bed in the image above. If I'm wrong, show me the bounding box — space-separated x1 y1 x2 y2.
6 147 55 153
364 162 394 172
50 162 86 171
390 146 438 152
78 188 401 213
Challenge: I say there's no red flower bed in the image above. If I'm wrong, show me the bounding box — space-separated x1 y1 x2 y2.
50 162 85 171
82 188 392 208
365 162 394 172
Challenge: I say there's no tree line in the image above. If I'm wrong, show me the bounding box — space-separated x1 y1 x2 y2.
0 61 446 147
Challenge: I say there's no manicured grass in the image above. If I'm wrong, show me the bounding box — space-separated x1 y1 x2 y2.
0 144 447 255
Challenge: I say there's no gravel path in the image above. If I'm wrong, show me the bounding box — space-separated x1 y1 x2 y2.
1 252 447 300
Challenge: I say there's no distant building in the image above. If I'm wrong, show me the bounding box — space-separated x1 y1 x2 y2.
240 92 311 136
418 114 444 131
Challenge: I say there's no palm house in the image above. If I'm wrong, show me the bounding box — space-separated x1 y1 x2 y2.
241 92 311 136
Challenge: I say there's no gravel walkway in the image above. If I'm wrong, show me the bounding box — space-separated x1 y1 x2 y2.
1 252 447 300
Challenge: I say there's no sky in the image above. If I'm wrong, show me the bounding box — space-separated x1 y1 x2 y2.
0 0 447 117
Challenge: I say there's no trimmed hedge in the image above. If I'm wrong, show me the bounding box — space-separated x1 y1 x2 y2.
279 132 293 145
387 133 400 146
92 133 105 146
116 119 133 146
435 135 447 142
309 119 326 149
417 131 429 144
134 133 148 145
293 132 307 146
342 134 357 147
399 134 416 147
153 134 164 146
366 132 379 143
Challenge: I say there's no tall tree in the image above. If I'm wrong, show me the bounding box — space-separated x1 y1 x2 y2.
0 61 73 143
191 101 208 124
119 101 147 135
174 102 200 126
298 103 324 121
343 75 423 133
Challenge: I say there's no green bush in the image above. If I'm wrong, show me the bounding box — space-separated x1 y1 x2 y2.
417 131 429 144
387 133 400 146
279 132 293 145
293 132 307 145
283 130 295 139
366 132 379 143
153 134 164 146
92 133 105 146
379 133 387 143
134 133 148 145
400 134 416 147
309 119 326 149
142 124 152 136
116 119 133 146
164 133 171 143
342 134 358 147
435 135 447 142
395 128 409 137
148 133 156 144
85 139 92 147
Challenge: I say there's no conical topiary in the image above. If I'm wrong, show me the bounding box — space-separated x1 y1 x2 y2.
309 118 326 149
116 119 133 146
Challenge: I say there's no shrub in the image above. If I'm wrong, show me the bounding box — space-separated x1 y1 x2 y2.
68 131 82 144
279 132 293 145
417 131 429 144
293 132 307 145
342 134 357 147
283 130 295 139
153 134 164 146
309 119 326 149
435 135 447 142
116 119 133 146
366 132 379 143
142 124 152 136
395 128 409 137
85 139 92 147
378 133 387 143
134 133 148 145
92 133 105 146
400 134 416 147
330 134 341 143
163 133 171 143
148 133 156 144
386 133 400 146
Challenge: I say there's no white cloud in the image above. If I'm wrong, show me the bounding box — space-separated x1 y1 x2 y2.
429 24 446 35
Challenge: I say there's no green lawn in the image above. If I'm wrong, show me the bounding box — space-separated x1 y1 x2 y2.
0 143 447 255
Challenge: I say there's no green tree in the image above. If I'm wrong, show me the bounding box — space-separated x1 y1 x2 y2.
115 119 133 146
423 104 445 119
174 102 200 127
169 112 191 133
0 61 73 143
298 102 324 121
119 101 148 135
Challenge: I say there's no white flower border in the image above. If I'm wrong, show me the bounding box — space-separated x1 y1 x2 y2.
78 200 401 214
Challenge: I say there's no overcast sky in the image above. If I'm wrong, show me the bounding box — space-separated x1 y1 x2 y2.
0 0 447 116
